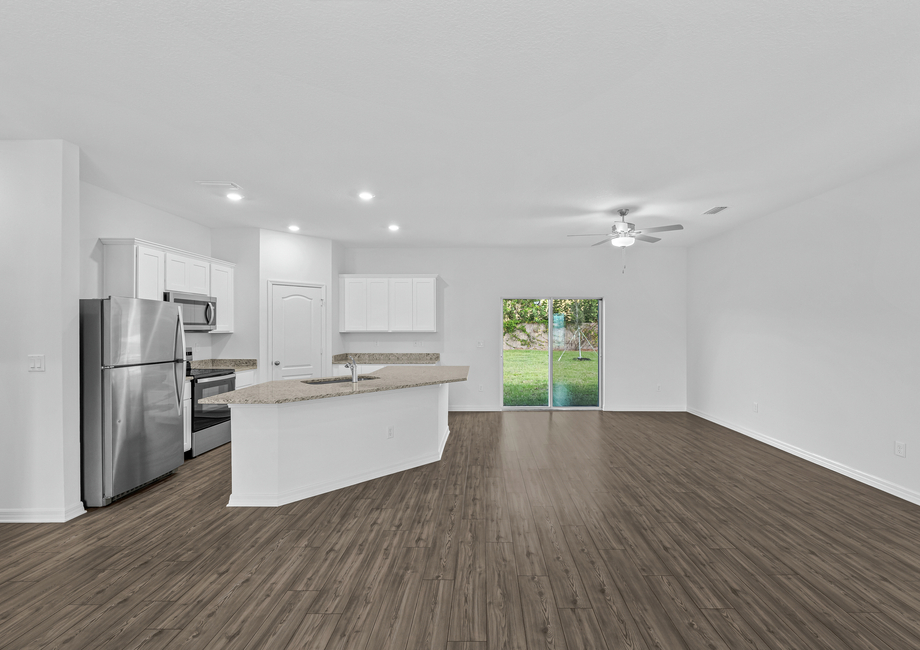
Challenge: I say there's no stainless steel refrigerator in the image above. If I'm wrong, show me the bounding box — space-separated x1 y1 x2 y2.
80 296 186 507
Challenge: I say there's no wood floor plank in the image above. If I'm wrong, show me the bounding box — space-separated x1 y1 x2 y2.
561 525 648 650
531 506 590 609
558 608 610 650
485 542 527 650
404 579 453 650
449 519 488 642
600 549 688 650
518 575 568 650
645 575 731 650
505 489 547 577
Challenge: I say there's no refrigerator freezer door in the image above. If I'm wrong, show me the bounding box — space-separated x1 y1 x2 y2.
104 297 183 367
106 363 183 498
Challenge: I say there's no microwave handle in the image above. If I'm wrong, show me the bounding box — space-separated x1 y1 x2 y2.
205 302 214 325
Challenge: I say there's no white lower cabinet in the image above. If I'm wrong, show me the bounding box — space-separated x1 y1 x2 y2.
235 369 256 389
183 381 192 453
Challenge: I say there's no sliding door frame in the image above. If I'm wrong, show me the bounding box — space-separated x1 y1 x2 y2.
501 296 603 411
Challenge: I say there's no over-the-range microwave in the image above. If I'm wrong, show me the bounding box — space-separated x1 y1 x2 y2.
164 291 217 331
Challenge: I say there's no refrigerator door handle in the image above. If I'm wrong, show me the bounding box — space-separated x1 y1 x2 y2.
174 312 185 416
102 369 114 500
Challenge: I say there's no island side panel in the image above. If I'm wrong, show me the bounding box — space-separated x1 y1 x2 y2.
227 383 450 507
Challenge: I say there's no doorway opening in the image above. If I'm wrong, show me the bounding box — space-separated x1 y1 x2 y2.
502 298 601 409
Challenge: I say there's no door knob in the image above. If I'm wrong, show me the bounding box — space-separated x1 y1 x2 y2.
274 361 280 366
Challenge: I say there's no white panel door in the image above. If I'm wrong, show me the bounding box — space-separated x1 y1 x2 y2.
389 278 413 331
210 263 234 333
413 278 436 331
271 284 324 381
165 253 190 292
366 278 389 331
188 259 210 295
342 278 367 331
135 246 165 301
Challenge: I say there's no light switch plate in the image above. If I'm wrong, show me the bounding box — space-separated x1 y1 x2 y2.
28 354 45 372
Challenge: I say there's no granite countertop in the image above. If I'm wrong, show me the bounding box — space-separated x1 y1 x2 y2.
199 365 468 405
331 353 440 365
190 359 257 371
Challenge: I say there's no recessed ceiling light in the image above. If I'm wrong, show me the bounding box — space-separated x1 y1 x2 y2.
227 192 243 201
358 191 375 201
388 224 399 232
288 225 300 232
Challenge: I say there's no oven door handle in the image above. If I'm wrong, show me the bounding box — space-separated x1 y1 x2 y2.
196 374 236 384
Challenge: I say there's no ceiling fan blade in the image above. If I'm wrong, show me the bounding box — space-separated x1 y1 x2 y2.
635 234 661 243
638 224 683 234
567 233 610 237
591 238 613 247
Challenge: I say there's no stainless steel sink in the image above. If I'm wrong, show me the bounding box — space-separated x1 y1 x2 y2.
301 375 380 385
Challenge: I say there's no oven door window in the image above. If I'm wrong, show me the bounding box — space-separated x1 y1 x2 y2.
193 379 233 431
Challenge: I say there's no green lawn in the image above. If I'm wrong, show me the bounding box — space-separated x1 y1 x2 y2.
503 349 599 407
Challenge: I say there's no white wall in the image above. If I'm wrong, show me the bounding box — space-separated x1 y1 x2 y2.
211 228 261 360
0 140 84 522
260 230 334 383
344 246 687 411
688 152 920 504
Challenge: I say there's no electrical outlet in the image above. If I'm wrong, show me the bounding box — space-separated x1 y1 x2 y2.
477 341 483 348
387 425 395 440
657 384 660 392
753 402 759 413
414 340 419 347
28 354 45 372
895 441 907 458
479 384 483 392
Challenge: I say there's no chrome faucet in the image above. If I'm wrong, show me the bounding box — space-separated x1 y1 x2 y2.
344 355 358 383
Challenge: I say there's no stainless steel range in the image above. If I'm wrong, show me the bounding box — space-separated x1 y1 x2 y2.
185 350 235 457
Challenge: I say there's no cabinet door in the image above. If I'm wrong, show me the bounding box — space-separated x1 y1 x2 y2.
366 278 389 331
166 253 210 294
210 263 234 333
165 253 190 292
188 259 210 295
388 278 414 331
413 278 437 331
135 246 165 301
235 369 255 388
342 278 367 331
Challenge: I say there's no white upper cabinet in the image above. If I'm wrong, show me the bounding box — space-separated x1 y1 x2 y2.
101 239 235 333
342 277 368 331
366 278 389 331
339 274 438 332
135 246 165 301
166 253 210 295
388 278 413 331
412 278 437 331
210 262 234 333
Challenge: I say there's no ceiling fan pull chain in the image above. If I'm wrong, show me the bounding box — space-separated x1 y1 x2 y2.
622 247 627 274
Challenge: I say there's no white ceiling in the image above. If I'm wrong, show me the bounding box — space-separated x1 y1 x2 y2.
3 1 919 248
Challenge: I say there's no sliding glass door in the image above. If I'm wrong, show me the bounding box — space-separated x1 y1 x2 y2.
502 298 601 408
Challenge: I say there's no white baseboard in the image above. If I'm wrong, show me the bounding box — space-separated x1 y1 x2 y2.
449 405 502 412
228 450 444 508
0 501 86 523
438 426 451 457
688 408 920 508
603 405 686 412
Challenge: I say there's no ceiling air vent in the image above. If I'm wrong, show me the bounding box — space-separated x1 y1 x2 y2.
196 180 243 190
703 206 728 215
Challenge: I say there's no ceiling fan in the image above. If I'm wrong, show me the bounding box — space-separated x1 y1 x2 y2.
567 208 683 247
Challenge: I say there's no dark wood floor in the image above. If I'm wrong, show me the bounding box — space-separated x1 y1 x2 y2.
3 411 920 649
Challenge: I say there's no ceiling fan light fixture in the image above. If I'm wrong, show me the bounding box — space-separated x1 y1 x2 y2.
611 236 635 247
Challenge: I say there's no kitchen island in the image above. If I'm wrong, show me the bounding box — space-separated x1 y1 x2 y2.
200 365 469 507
